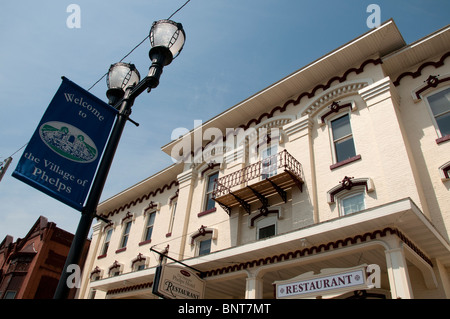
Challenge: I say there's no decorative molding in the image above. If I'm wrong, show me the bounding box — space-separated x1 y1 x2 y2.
107 282 153 296
200 163 220 178
100 180 178 219
358 77 399 107
121 211 133 224
330 154 362 170
180 59 382 164
248 207 282 228
327 177 374 203
302 80 371 118
177 168 197 185
319 101 356 125
108 260 123 275
203 227 432 278
223 145 245 165
283 115 312 137
393 51 450 86
240 59 381 131
90 266 103 280
438 161 450 181
412 74 450 101
131 253 149 268
144 201 161 213
190 225 217 245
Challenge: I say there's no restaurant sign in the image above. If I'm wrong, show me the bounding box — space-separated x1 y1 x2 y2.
152 265 206 299
274 264 380 299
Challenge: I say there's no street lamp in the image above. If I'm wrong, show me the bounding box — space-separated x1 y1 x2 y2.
54 19 185 299
106 62 140 106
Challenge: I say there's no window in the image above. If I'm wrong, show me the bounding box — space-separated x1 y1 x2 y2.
111 270 120 277
331 114 356 163
204 172 218 211
426 87 450 137
340 192 365 216
167 201 177 235
137 264 146 271
101 229 113 255
198 238 211 256
3 291 16 299
143 212 156 242
120 221 132 249
256 215 277 240
261 144 278 180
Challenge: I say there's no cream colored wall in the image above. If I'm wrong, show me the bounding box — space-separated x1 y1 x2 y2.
79 44 450 299
393 56 450 240
79 187 177 298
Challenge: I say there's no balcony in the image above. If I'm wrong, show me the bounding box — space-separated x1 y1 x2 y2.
213 150 303 215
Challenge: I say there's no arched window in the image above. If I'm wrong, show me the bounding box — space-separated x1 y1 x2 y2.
327 177 374 216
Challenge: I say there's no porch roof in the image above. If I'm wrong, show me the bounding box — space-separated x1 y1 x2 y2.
90 197 450 295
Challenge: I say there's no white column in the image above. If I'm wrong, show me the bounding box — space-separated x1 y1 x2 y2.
245 270 263 299
385 241 414 299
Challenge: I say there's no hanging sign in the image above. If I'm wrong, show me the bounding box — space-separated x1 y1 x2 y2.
273 264 380 299
12 77 117 211
153 265 206 299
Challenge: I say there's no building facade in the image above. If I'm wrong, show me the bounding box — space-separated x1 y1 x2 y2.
0 216 89 299
78 20 450 299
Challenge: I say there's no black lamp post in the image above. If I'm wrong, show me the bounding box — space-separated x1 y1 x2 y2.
53 19 185 299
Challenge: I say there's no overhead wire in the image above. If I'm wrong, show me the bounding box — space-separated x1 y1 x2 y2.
87 0 191 92
4 1 192 165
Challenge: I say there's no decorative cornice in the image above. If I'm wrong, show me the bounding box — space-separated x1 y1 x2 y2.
413 74 450 101
239 58 382 131
179 59 382 163
177 168 197 185
144 201 161 213
319 101 355 125
302 80 370 118
393 51 450 86
203 227 432 277
190 225 217 245
107 282 153 296
283 115 312 137
359 77 399 106
327 177 374 203
100 180 178 219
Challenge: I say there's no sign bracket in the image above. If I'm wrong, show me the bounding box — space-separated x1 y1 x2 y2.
150 246 205 278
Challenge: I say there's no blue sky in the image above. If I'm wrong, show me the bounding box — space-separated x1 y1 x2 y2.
0 1 449 240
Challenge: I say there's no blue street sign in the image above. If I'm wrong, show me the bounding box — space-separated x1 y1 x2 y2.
12 77 118 211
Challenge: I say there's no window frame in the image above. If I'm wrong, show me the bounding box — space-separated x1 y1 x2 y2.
339 191 366 216
203 171 219 212
260 143 278 180
119 220 132 249
424 85 450 139
142 211 156 243
256 215 277 240
167 200 177 236
101 228 113 256
329 112 357 164
197 237 212 256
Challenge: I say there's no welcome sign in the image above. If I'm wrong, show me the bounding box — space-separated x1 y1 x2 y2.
12 77 117 211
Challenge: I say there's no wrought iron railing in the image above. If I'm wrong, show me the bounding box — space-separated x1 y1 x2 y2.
213 149 303 198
